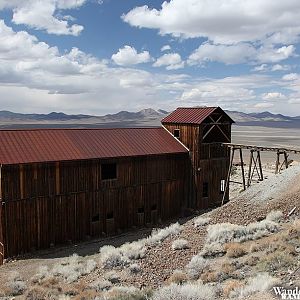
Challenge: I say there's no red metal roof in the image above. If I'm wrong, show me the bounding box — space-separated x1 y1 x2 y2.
0 128 188 165
162 107 233 124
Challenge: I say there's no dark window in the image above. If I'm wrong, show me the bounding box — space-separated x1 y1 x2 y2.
138 207 144 214
101 163 117 180
151 204 157 211
174 129 180 138
220 179 225 194
203 182 209 197
92 214 100 223
107 212 114 220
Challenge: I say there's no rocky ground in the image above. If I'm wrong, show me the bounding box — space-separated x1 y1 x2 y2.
0 165 299 300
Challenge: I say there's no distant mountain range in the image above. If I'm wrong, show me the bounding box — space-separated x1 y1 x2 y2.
0 108 300 129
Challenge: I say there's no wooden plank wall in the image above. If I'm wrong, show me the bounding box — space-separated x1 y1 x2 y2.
1 153 190 259
162 122 231 210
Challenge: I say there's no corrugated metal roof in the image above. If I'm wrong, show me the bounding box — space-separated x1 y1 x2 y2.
0 128 188 165
161 107 234 124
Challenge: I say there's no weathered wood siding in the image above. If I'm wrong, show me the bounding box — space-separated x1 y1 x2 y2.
1 153 189 259
162 122 231 209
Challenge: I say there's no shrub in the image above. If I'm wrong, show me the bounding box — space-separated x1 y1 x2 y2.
129 263 141 274
230 273 279 298
31 266 49 284
194 216 211 227
147 223 182 245
266 210 284 223
88 279 112 292
224 243 247 258
168 270 188 285
185 255 208 279
5 272 27 296
105 286 152 300
201 220 279 257
120 241 146 260
172 239 190 250
105 271 121 284
100 245 129 269
152 283 216 300
200 270 218 283
24 286 56 300
256 251 295 273
51 254 97 283
222 280 244 298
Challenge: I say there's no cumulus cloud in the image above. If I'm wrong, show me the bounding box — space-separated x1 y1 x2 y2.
161 45 171 52
271 64 291 72
188 43 295 66
0 0 87 35
122 0 300 44
262 92 287 100
188 43 256 65
282 73 299 81
153 53 184 70
254 102 274 109
111 45 151 66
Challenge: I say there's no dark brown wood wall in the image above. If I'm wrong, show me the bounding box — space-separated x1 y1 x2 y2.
1 153 189 259
162 122 231 210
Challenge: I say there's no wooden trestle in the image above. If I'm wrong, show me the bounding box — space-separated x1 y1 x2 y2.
221 143 300 205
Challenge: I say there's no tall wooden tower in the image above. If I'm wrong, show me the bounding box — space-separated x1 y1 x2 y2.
162 107 234 209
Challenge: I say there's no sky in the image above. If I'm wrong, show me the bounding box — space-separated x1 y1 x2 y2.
1 1 300 115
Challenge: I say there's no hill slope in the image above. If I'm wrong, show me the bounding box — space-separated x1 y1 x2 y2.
0 165 299 299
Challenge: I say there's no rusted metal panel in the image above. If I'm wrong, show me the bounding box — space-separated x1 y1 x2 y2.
162 107 234 125
162 107 218 124
0 128 188 165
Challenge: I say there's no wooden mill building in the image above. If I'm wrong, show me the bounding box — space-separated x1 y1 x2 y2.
0 107 233 264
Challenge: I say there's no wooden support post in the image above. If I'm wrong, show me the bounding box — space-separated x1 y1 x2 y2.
257 151 263 181
247 150 253 187
275 151 280 174
239 148 246 190
284 151 289 169
222 147 235 205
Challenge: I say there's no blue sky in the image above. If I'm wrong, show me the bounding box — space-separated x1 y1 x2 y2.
1 0 300 115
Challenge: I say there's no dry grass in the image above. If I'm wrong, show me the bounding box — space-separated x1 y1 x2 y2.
167 270 188 285
222 280 245 298
224 242 247 258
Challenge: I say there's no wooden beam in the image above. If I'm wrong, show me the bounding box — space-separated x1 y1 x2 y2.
275 151 280 174
247 150 253 187
224 143 300 154
284 151 289 169
216 125 230 142
222 147 235 205
239 148 246 190
257 151 263 181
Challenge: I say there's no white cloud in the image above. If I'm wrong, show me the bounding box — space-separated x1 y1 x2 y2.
111 45 151 66
122 0 300 44
256 45 296 63
153 53 184 70
262 92 286 100
271 64 291 72
282 73 299 81
0 0 87 35
254 102 274 109
161 45 171 52
188 43 256 65
188 43 295 66
253 64 268 72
